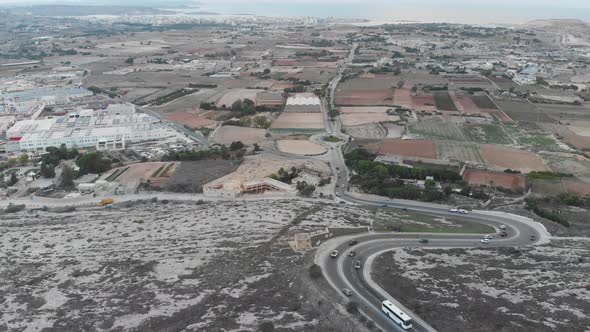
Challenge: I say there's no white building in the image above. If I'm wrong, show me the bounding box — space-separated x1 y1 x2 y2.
5 104 175 152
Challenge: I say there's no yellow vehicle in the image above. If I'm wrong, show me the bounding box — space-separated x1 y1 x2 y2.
99 198 114 206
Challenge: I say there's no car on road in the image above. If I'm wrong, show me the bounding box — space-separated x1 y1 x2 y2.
349 240 358 246
330 250 339 258
342 288 353 296
483 234 493 240
500 224 507 230
419 238 429 244
354 260 362 269
348 250 356 257
481 238 490 244
458 209 469 214
530 235 536 241
449 208 459 213
500 231 508 237
341 184 345 188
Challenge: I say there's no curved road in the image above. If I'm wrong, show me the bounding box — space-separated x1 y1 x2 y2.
315 195 549 332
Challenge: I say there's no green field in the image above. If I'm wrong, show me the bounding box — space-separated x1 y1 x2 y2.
462 123 511 144
374 209 494 234
434 91 458 111
408 121 465 141
471 94 498 109
435 141 486 164
503 124 563 151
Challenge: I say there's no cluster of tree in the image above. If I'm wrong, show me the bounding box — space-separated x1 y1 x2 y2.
391 51 404 59
40 145 79 178
295 50 330 57
270 167 300 184
527 171 573 180
368 66 401 75
230 98 256 116
87 86 118 99
229 141 244 151
163 145 237 161
146 88 196 106
309 39 335 47
296 181 316 197
345 149 460 202
199 101 217 110
284 85 307 93
76 152 112 176
51 48 78 56
525 197 570 228
345 149 461 182
404 47 419 53
0 172 19 188
549 84 579 91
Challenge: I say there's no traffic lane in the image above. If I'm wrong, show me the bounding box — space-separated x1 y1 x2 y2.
341 238 524 332
336 242 415 332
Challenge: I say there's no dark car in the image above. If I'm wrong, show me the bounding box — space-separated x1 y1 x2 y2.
349 240 358 246
342 288 352 296
500 231 508 237
419 238 429 243
348 250 356 257
354 260 362 269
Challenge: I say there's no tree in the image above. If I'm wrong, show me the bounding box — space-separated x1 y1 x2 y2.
296 181 316 197
253 143 262 152
263 68 271 75
19 153 29 166
76 152 112 175
309 264 322 279
8 172 18 186
397 80 405 89
254 116 270 128
230 141 245 151
40 162 55 178
125 57 134 64
231 99 243 112
7 157 17 167
60 165 75 190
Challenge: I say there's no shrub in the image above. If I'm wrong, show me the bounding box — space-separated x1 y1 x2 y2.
309 264 323 279
4 204 25 213
346 301 358 314
258 321 274 332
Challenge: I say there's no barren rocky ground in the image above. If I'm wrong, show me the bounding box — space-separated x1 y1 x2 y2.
0 199 369 332
373 241 590 332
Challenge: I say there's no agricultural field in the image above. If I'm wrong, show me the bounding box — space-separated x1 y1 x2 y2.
433 91 458 111
411 93 437 112
343 123 386 140
276 140 327 155
462 123 512 144
369 139 437 159
165 160 241 192
216 89 262 108
541 153 590 177
408 120 466 141
493 98 552 123
480 144 548 173
335 76 395 106
503 124 564 151
435 141 486 165
340 113 398 126
374 242 590 332
270 112 325 132
164 111 219 129
470 94 498 110
463 169 525 192
383 123 404 138
211 125 268 146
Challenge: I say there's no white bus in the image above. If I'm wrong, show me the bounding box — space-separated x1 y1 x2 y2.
382 300 413 330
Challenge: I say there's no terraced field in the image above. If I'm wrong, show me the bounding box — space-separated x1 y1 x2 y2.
408 120 466 141
435 141 486 165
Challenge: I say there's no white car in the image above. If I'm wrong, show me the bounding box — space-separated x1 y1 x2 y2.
500 225 507 230
481 238 490 244
483 235 493 240
449 208 459 213
331 250 339 258
458 209 469 214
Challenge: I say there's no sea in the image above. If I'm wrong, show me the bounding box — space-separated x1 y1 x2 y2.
194 1 590 25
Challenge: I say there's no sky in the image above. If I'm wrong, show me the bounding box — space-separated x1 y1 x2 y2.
1 0 589 24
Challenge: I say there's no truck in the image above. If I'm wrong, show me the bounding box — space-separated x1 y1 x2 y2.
99 198 114 206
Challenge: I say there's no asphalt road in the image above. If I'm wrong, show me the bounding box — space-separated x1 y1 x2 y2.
316 196 545 332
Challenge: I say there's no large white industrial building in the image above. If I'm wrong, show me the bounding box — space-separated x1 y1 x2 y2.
5 104 176 152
